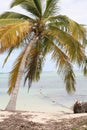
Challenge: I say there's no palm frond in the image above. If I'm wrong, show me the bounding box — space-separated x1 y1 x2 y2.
11 0 42 18
0 20 32 52
2 48 14 67
0 11 34 22
24 37 52 89
24 36 52 90
8 50 25 94
24 48 39 84
64 65 76 93
47 15 87 45
38 36 52 56
44 26 85 65
83 57 87 76
43 0 60 18
24 41 44 89
0 19 25 26
32 0 42 16
46 36 76 93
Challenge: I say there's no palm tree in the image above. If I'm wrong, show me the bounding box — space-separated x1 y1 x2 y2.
0 0 87 111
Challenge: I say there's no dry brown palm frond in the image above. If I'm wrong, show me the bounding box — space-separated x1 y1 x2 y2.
8 50 25 94
0 20 32 53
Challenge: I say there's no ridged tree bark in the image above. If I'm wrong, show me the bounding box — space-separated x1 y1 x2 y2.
5 36 36 111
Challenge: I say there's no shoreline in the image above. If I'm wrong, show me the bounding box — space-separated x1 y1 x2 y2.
0 110 87 130
0 71 87 115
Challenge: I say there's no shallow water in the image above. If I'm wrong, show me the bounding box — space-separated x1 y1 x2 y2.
0 71 87 113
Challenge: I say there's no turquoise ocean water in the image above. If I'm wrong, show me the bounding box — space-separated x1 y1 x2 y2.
0 71 87 113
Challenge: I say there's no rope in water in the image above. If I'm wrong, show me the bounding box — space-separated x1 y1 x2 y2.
39 86 72 110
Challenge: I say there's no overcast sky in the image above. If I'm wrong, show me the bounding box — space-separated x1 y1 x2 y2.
0 0 87 72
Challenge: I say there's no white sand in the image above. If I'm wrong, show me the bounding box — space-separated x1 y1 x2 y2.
0 110 87 124
0 111 13 122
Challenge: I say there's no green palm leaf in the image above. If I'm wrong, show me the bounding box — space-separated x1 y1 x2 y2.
46 36 75 93
45 26 85 65
32 0 42 16
24 47 40 85
40 36 52 55
8 50 25 94
48 15 87 45
2 48 14 67
24 40 45 89
11 0 42 17
83 57 87 76
43 0 59 18
0 11 34 21
0 19 25 26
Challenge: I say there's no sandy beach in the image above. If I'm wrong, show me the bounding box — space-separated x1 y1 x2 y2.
0 110 87 130
0 72 87 130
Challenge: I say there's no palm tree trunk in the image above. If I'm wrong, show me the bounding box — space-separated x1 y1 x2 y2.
5 35 36 111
